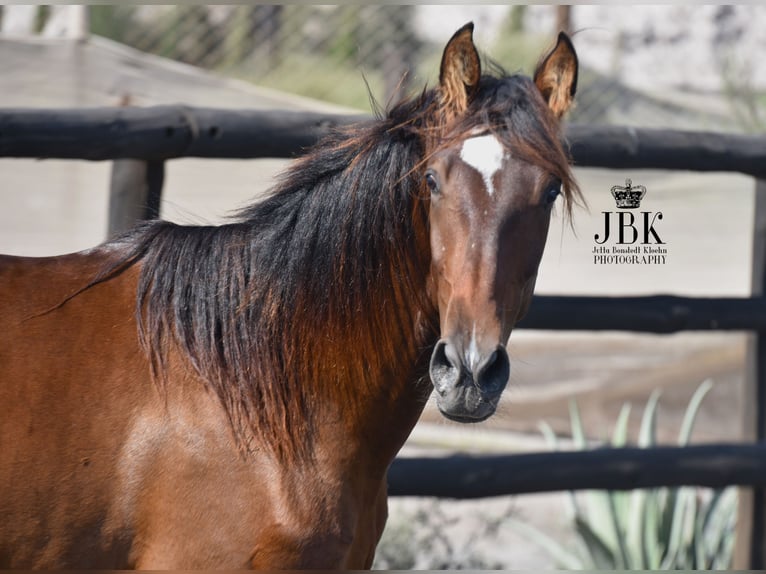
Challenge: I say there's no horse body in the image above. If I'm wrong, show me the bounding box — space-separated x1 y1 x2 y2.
0 24 579 568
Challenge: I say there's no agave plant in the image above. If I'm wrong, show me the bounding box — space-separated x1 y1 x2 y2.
509 380 737 570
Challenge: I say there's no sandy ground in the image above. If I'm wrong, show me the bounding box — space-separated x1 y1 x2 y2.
0 36 756 568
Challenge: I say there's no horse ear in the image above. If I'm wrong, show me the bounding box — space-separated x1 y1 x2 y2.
533 32 578 119
439 22 481 116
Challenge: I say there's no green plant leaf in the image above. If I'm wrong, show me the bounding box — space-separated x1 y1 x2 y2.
582 490 622 563
625 487 647 569
607 491 630 568
705 488 738 569
506 517 584 569
660 487 692 569
611 403 632 447
623 391 662 570
568 399 587 450
537 420 559 451
642 488 663 569
574 514 618 569
693 490 707 568
657 484 675 556
700 488 728 545
711 508 736 570
677 379 714 446
638 389 662 448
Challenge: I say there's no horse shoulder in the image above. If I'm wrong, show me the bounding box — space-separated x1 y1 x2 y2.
122 387 278 568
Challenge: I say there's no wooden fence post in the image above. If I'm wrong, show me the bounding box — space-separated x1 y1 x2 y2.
735 177 766 569
107 159 165 238
67 5 89 42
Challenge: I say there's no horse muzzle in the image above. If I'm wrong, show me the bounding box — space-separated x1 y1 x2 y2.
428 338 510 423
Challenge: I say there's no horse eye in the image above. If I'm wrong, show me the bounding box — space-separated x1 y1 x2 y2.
544 182 561 206
425 171 440 195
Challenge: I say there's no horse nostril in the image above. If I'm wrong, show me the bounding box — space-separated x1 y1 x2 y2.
429 339 461 393
475 345 510 394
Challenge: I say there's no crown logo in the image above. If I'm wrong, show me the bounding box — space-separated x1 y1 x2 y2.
611 178 647 209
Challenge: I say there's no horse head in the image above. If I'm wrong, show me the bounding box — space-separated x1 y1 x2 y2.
424 23 579 422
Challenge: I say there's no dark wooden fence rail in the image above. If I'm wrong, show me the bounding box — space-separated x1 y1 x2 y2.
520 295 766 332
3 105 766 567
0 106 364 160
388 444 766 498
1 107 765 178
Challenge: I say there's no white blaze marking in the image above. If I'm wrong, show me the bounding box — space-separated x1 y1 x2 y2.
460 134 506 196
467 323 480 372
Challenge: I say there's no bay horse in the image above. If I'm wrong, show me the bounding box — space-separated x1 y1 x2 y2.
0 24 579 569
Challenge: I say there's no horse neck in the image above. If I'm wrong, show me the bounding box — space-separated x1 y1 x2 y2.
311 301 436 470
263 127 438 469
132 117 439 469
287 226 437 471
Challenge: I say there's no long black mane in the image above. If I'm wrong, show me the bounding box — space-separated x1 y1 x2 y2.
116 93 438 459
97 70 578 460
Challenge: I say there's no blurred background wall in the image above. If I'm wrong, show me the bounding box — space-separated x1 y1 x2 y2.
3 5 764 131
